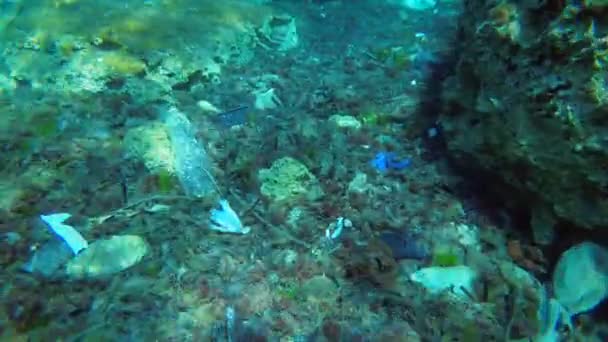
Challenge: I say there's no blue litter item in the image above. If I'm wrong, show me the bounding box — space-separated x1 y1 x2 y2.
213 105 249 128
371 152 411 172
40 213 88 255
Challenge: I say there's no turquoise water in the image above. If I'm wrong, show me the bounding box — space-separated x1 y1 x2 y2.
1 0 607 341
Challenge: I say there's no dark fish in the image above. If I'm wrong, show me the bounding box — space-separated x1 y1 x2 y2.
379 231 429 260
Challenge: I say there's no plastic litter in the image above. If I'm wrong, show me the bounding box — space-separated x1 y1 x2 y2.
22 238 73 277
40 213 88 255
371 152 411 172
212 105 249 128
552 242 608 318
531 241 608 341
325 217 352 241
163 106 218 197
209 199 250 234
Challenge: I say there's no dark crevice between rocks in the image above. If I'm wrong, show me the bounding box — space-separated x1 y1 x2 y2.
414 22 536 238
415 40 461 161
171 70 203 91
446 154 533 227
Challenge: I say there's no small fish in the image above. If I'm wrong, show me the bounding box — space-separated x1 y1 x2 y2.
379 231 428 260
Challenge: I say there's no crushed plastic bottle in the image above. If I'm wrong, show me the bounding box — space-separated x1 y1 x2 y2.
22 239 73 278
22 213 88 278
163 106 218 197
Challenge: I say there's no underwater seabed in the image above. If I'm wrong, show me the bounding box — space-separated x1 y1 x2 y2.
0 0 607 341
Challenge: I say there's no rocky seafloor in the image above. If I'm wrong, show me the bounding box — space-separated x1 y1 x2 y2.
1 0 607 341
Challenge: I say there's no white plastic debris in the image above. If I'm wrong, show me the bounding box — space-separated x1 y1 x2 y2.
209 199 250 234
552 242 608 318
40 213 88 255
523 241 608 341
253 88 282 110
65 235 149 279
410 265 477 299
455 223 480 250
258 15 299 51
325 217 352 240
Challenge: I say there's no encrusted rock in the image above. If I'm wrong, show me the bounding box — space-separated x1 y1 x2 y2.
124 122 175 174
258 157 324 204
440 0 608 230
329 114 362 130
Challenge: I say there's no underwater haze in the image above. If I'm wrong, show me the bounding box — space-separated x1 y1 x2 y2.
2 0 608 341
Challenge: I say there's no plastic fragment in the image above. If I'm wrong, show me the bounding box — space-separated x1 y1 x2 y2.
163 106 217 197
209 199 250 234
552 242 608 317
325 217 352 240
40 213 88 255
213 105 249 128
22 239 73 277
371 152 411 172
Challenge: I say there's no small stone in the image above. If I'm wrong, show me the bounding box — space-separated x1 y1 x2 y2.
196 100 221 114
272 249 298 271
3 232 21 245
410 265 477 299
347 172 370 194
329 114 362 130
